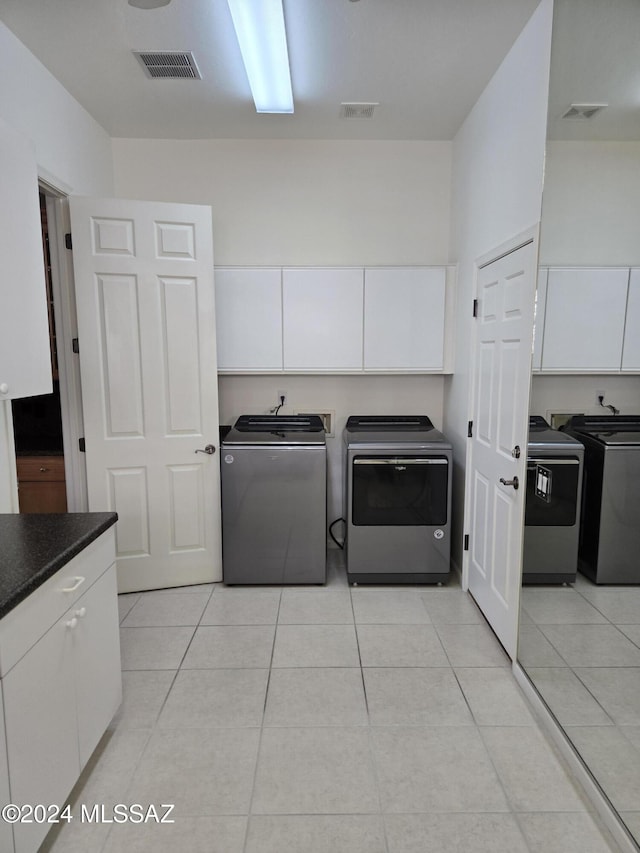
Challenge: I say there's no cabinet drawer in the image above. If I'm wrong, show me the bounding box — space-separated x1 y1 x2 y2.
17 456 65 482
0 528 116 677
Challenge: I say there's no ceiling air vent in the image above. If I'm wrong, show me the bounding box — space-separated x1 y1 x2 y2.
340 102 378 119
561 103 607 120
134 51 202 79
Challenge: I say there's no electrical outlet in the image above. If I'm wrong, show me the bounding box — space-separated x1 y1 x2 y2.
596 389 605 405
277 390 287 407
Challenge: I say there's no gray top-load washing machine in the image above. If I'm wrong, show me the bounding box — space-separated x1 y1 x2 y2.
523 416 584 584
562 415 640 584
221 415 326 584
343 415 452 584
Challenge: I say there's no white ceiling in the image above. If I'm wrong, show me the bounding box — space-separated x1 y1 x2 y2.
0 0 542 140
546 0 640 142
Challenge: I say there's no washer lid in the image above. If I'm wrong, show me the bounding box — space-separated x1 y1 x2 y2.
346 415 434 431
223 414 326 445
563 415 640 446
528 415 584 450
344 414 449 447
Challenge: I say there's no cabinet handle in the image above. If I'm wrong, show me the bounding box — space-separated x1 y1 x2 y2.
65 617 78 630
0 383 8 395
39 466 50 472
75 607 87 618
61 576 85 593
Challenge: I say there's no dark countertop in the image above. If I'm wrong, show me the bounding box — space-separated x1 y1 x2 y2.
0 512 118 619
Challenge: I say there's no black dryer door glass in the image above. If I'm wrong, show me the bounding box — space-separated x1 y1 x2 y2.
352 455 448 526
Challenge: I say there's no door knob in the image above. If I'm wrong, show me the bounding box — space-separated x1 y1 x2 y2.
499 476 519 490
195 444 216 455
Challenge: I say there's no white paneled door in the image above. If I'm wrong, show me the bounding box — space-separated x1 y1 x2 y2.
467 238 537 658
70 198 221 592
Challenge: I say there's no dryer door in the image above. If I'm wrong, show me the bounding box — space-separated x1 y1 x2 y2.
352 456 448 526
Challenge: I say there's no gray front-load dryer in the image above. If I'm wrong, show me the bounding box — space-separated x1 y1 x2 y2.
563 415 640 584
221 415 327 584
523 416 584 584
344 415 452 584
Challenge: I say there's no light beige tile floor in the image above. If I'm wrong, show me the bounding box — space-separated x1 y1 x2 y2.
520 578 640 841
39 551 623 853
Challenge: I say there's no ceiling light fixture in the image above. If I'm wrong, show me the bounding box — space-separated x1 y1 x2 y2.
227 0 294 114
128 0 172 9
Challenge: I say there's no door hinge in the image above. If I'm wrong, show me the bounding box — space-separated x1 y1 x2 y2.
72 338 79 354
468 420 473 438
472 298 479 318
464 534 469 551
65 232 73 250
79 437 86 453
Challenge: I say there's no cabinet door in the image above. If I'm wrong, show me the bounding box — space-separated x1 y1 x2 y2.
215 268 283 370
74 565 122 766
622 269 640 370
364 267 445 370
283 268 363 370
17 456 67 513
0 120 52 401
0 686 13 853
3 618 79 853
541 268 629 371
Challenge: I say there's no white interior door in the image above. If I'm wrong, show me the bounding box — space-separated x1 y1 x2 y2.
69 197 222 592
467 238 537 658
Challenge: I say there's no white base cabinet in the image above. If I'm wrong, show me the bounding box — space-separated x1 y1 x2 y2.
0 529 121 853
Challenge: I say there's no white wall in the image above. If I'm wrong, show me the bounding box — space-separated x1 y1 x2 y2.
0 22 113 196
533 140 640 418
540 141 640 266
0 21 114 512
113 138 453 520
112 138 451 266
530 374 640 421
444 0 554 572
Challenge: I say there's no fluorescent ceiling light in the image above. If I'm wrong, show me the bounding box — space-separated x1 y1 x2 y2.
227 0 294 114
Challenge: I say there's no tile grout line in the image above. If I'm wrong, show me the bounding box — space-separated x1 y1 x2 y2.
240 589 283 853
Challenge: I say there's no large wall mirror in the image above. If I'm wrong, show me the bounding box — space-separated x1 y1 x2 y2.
517 0 640 842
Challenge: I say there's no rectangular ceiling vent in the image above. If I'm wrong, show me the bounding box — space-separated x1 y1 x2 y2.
134 51 202 79
561 103 607 120
340 102 378 119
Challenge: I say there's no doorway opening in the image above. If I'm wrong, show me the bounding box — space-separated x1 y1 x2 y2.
11 192 68 512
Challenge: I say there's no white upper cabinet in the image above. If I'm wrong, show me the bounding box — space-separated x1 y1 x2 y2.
622 269 640 370
541 268 629 371
282 268 364 371
215 268 283 370
363 267 445 370
214 265 451 373
0 120 52 401
531 268 548 371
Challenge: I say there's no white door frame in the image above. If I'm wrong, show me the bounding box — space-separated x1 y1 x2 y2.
43 190 88 512
461 225 539 652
